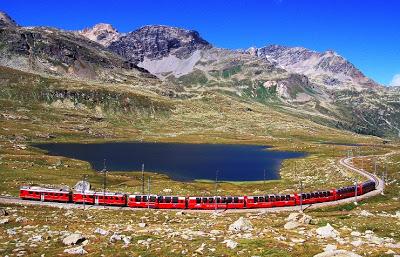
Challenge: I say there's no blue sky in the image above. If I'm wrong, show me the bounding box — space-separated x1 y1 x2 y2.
1 0 399 86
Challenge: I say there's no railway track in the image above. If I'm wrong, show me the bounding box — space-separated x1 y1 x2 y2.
0 155 385 213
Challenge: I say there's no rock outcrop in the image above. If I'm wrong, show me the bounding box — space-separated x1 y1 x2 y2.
108 25 211 64
79 23 121 47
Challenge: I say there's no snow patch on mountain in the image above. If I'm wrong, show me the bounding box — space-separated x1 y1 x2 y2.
138 50 202 78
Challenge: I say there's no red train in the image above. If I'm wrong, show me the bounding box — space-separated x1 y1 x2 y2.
19 180 376 210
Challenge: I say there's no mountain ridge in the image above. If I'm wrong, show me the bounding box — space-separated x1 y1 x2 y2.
1 11 399 138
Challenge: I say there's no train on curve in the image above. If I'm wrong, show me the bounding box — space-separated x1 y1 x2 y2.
19 180 376 210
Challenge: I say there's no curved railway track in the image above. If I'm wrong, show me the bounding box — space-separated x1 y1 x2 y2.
0 155 385 213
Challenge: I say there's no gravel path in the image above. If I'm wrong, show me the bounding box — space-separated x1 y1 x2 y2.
0 156 385 213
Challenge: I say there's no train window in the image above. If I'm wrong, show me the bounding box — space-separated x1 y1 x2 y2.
172 197 178 203
209 198 214 203
254 197 258 203
202 197 208 203
158 196 163 202
150 196 156 202
270 196 275 202
286 195 290 201
221 197 226 203
196 198 201 204
234 197 239 203
135 196 141 202
310 193 315 198
142 196 148 202
227 197 232 203
259 196 264 202
216 198 221 203
306 193 310 199
165 197 171 203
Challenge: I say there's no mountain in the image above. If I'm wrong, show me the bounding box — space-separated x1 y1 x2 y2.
248 45 381 90
1 11 399 138
108 25 212 64
0 14 151 82
79 23 121 47
0 11 17 28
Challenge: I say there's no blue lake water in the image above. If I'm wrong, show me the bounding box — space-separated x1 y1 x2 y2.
34 142 306 182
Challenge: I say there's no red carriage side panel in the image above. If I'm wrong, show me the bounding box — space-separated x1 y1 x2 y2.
73 192 95 204
127 195 158 208
156 196 186 209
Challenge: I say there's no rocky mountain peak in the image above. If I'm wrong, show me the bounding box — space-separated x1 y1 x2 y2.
0 11 18 28
108 25 212 64
79 23 120 47
248 44 381 89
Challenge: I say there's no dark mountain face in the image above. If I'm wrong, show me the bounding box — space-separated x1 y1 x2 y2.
108 25 212 63
0 24 150 81
0 11 18 28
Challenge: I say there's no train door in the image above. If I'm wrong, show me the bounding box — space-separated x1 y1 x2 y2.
95 195 99 205
40 193 44 202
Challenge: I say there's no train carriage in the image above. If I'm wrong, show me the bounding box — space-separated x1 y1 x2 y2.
187 196 245 209
127 194 158 208
361 180 376 194
20 186 71 202
92 192 127 206
335 185 357 200
157 196 186 209
72 191 96 204
247 194 296 208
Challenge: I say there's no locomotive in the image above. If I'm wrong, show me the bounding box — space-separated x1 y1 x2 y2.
19 180 376 210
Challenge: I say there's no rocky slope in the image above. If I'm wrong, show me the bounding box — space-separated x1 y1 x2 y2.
247 45 381 90
0 14 152 82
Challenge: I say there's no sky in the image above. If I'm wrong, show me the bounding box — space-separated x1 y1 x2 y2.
1 0 400 86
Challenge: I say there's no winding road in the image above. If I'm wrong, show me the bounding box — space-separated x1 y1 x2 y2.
0 156 385 213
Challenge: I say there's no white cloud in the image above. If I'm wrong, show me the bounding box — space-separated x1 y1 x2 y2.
389 74 400 87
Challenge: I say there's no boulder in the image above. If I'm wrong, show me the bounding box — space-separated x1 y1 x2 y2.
138 222 147 228
63 246 87 255
62 233 86 246
28 235 43 242
324 244 337 252
0 208 8 216
94 228 108 236
122 236 131 245
223 239 238 249
359 210 373 217
316 224 340 239
0 218 9 225
284 221 300 230
286 212 312 224
228 217 253 232
313 250 362 257
195 243 206 254
109 233 122 243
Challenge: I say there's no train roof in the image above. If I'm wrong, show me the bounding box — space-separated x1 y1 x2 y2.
73 191 126 196
128 194 158 198
20 186 70 193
